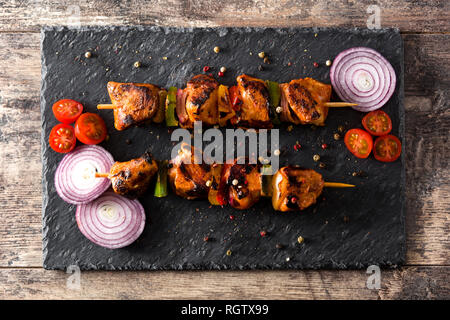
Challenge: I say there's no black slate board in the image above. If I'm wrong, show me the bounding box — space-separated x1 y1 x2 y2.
41 26 405 270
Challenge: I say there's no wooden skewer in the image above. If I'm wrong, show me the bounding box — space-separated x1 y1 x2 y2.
324 102 358 107
97 104 115 110
95 172 110 178
324 182 355 188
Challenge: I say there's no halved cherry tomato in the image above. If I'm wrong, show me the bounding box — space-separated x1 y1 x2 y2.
74 113 107 145
228 86 242 111
344 128 373 159
362 110 392 136
373 135 402 162
49 123 76 153
52 99 83 124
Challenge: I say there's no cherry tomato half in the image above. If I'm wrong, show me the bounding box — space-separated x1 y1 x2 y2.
52 99 83 124
344 128 373 159
373 135 402 162
49 123 76 153
74 113 107 145
362 110 392 136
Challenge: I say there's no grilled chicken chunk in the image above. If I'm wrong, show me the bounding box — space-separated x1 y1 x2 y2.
168 143 212 199
279 78 331 126
272 166 324 212
220 161 262 210
178 74 219 128
232 74 272 128
107 81 166 131
109 151 158 198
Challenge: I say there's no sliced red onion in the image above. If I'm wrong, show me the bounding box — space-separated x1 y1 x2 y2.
76 192 145 249
330 47 396 112
55 145 114 204
176 88 189 125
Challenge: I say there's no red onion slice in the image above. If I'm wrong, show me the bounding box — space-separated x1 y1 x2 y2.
76 192 145 249
330 47 396 112
55 145 114 204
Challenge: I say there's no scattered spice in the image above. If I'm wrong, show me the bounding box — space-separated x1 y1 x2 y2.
313 154 320 162
218 71 224 77
288 62 292 66
297 236 304 244
203 65 210 72
263 56 270 64
273 149 280 156
258 51 265 58
203 236 210 242
213 46 220 53
319 162 326 169
232 179 238 186
229 215 235 220
337 125 345 133
125 139 132 145
287 125 294 132
275 106 282 114
258 65 264 71
84 51 92 58
313 62 319 68
260 230 267 237
285 257 290 262
293 141 302 151
343 216 350 223
276 243 284 249
334 133 341 140
133 61 141 68
206 180 212 187
162 56 168 60
326 59 332 67
220 66 227 73
226 249 232 256
321 143 328 149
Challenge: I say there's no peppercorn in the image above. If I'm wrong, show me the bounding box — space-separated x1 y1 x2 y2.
84 51 92 58
258 51 265 58
203 66 210 72
276 243 284 249
273 149 280 156
214 46 220 53
326 59 332 67
319 162 326 168
338 125 345 133
313 154 320 162
218 71 224 77
276 106 282 113
313 62 319 68
321 143 328 149
133 61 141 68
229 215 235 220
297 236 304 244
220 66 226 73
334 133 341 140
258 65 264 71
263 57 270 64
226 249 232 256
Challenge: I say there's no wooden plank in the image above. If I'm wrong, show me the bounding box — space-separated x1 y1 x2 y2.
0 0 448 33
0 32 448 268
0 266 448 299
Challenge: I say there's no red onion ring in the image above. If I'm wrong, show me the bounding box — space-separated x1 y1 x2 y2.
330 47 396 112
55 145 114 204
76 192 145 249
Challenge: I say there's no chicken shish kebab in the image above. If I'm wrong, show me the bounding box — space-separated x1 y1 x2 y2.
97 74 356 130
95 147 354 212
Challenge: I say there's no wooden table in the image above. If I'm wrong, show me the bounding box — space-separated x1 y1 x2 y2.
0 0 448 300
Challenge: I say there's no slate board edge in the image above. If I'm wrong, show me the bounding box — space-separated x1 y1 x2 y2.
40 26 406 271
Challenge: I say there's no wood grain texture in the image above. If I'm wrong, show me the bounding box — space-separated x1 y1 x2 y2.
0 267 448 299
0 0 449 33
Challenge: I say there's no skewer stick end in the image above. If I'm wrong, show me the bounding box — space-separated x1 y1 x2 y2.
324 182 355 188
